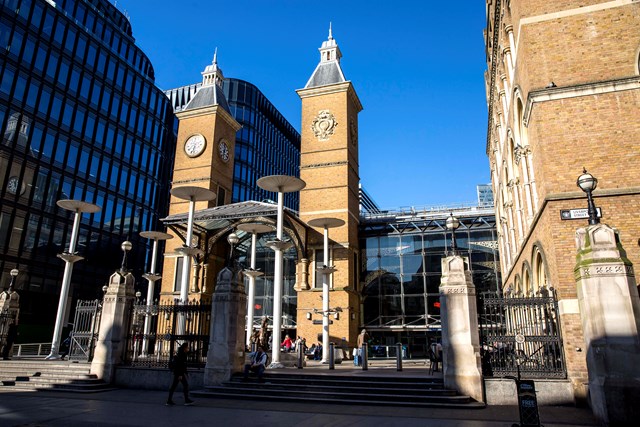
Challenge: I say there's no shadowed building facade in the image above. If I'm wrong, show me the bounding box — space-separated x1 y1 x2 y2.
0 0 175 340
485 0 640 400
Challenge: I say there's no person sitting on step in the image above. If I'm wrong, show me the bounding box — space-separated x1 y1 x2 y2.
243 346 268 382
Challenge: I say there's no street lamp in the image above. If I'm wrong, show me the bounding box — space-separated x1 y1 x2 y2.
577 168 600 225
139 230 173 355
170 186 215 336
257 175 306 367
47 199 100 360
170 186 215 303
446 213 460 255
237 223 271 348
9 268 18 289
227 231 240 268
308 217 344 364
120 241 133 272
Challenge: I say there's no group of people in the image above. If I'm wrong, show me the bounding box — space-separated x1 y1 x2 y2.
165 332 445 406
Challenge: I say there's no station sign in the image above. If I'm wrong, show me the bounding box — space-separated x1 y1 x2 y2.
560 207 602 220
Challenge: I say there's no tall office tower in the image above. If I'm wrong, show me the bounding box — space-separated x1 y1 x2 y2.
485 0 640 401
0 0 175 339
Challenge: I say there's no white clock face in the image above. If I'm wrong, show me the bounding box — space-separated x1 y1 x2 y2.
184 134 206 157
218 140 230 163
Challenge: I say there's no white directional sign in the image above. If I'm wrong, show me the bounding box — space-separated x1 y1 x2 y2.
560 207 602 220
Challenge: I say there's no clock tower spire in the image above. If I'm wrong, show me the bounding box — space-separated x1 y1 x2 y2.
160 52 241 303
296 28 363 348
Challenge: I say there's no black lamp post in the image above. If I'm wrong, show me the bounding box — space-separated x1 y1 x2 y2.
120 240 133 272
9 268 18 290
227 231 239 268
576 168 600 225
445 212 460 255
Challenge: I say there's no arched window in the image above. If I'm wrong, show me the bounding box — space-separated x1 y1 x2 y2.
533 249 547 295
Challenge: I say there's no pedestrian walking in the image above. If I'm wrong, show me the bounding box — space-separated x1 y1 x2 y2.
166 343 194 406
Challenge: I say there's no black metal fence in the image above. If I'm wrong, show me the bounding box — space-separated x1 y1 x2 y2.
478 289 567 379
123 299 212 369
69 299 102 362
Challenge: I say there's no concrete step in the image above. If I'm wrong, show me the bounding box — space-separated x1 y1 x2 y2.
0 360 112 393
221 380 456 396
192 372 484 409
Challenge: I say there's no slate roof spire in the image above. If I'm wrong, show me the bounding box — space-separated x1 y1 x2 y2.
304 24 347 89
185 49 230 112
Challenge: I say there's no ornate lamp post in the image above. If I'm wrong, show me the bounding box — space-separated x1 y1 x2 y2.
47 199 100 359
9 268 18 289
445 213 460 255
257 175 306 367
237 223 271 348
169 186 215 336
139 231 173 355
577 168 600 225
227 231 240 268
308 217 344 363
120 241 133 272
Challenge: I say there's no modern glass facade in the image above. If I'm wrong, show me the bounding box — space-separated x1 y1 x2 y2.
235 230 298 333
165 79 301 210
0 0 175 340
359 206 500 357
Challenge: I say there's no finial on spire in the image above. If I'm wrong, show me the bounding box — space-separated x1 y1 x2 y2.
328 22 333 40
213 47 218 65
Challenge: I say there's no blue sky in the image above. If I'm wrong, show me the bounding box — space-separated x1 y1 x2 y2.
116 0 489 210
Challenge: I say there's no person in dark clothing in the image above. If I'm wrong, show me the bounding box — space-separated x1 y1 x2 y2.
243 346 268 381
166 342 194 406
1 323 17 360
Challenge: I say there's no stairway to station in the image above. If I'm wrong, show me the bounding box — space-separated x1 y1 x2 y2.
0 360 113 392
193 371 485 409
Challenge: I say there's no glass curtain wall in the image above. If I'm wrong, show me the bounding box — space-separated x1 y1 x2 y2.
360 213 500 357
234 231 298 336
222 79 301 211
0 0 175 340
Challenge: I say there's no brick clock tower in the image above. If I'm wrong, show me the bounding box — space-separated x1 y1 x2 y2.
160 54 241 302
296 29 363 347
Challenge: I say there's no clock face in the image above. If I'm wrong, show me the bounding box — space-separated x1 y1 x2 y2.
218 140 230 163
184 134 206 157
7 176 20 195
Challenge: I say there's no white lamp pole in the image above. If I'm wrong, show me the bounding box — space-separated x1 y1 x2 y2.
308 217 344 363
46 199 100 360
257 175 305 367
169 186 216 335
237 223 272 348
139 230 173 355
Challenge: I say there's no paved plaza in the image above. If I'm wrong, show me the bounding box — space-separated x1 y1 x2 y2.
0 387 597 427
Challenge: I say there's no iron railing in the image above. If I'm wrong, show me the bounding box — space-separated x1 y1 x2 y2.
69 299 103 361
123 299 211 369
478 289 567 379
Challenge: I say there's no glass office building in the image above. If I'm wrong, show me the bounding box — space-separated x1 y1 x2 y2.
359 205 500 357
165 79 301 210
0 0 175 340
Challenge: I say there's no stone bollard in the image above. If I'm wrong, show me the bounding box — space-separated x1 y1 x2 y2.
362 342 368 371
91 270 135 383
297 344 304 369
575 224 640 425
439 255 483 402
329 342 335 370
396 343 403 371
204 266 247 386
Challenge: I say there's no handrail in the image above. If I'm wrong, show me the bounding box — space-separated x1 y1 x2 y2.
10 342 53 357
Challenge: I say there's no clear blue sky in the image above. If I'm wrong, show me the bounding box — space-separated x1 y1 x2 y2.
116 0 490 210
